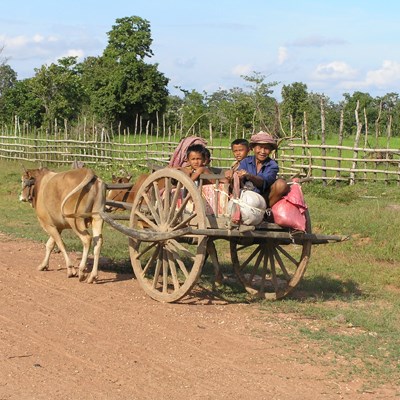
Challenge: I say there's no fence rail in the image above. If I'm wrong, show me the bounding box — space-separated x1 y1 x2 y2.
1 130 399 185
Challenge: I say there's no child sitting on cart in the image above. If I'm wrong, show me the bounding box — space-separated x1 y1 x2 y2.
176 144 213 185
225 138 250 179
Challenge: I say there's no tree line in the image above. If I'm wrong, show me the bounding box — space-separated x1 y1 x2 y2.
1 16 399 143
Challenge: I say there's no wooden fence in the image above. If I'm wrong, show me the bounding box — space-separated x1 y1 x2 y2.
0 127 399 185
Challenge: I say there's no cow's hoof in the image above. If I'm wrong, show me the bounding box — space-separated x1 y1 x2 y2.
86 275 98 284
38 265 48 271
67 267 77 278
78 272 87 282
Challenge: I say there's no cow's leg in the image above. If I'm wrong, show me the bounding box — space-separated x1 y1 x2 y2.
86 218 104 284
76 232 91 282
43 227 76 277
38 236 55 271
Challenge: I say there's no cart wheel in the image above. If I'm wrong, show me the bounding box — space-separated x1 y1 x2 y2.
230 210 312 300
129 168 208 302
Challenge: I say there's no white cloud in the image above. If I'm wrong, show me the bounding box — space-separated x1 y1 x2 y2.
338 60 400 92
313 61 357 80
0 33 59 49
174 57 196 69
1 34 29 47
32 34 44 43
277 46 288 65
55 49 85 63
232 64 252 76
365 60 400 87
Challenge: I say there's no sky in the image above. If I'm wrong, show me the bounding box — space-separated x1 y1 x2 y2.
1 0 399 102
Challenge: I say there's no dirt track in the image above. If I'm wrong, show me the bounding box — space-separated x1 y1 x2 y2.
0 232 398 400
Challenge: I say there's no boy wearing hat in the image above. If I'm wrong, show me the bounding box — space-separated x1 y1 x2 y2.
236 131 289 207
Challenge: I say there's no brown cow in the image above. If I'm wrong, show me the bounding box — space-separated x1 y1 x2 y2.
20 167 106 283
106 173 150 211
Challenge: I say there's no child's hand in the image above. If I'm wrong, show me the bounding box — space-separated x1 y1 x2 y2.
194 166 206 175
224 169 233 180
236 170 248 179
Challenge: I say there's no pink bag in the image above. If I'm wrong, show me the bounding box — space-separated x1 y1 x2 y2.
271 180 307 231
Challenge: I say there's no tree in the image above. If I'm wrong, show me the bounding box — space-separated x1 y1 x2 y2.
30 56 86 128
0 64 16 97
374 92 400 140
305 92 341 139
342 91 377 136
206 87 254 133
0 63 18 123
280 82 309 135
1 78 43 126
173 88 208 134
81 16 169 127
241 72 279 134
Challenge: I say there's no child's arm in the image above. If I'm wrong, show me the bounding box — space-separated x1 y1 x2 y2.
175 166 192 177
190 166 207 181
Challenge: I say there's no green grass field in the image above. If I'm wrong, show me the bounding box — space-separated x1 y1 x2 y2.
1 159 399 387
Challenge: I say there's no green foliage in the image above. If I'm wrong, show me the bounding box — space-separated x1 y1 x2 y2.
0 63 17 96
342 91 378 137
80 16 169 127
105 16 154 60
281 81 309 133
30 56 87 127
241 71 279 133
1 78 43 126
0 63 17 122
173 88 208 133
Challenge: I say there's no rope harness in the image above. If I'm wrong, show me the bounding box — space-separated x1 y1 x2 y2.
22 177 35 203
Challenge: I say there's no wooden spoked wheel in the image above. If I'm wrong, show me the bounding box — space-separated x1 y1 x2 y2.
230 211 312 300
129 169 208 303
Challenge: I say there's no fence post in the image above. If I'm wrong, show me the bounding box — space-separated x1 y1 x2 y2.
302 111 311 177
350 100 362 185
336 109 344 182
320 97 327 185
385 114 392 184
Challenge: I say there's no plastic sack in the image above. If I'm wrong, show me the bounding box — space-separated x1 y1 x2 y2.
271 181 307 231
201 183 230 216
228 189 267 225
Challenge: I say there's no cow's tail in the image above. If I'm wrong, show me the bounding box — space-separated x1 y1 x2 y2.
61 169 98 219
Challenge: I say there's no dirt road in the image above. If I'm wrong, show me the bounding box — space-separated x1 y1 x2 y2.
0 233 397 399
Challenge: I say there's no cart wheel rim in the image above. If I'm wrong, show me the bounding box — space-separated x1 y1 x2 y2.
230 210 312 300
129 168 208 302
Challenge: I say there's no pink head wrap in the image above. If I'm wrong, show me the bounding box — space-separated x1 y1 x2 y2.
249 131 277 149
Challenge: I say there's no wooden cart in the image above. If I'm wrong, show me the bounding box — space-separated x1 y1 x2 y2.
102 168 347 303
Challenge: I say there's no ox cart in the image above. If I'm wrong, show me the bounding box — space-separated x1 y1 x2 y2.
101 168 347 303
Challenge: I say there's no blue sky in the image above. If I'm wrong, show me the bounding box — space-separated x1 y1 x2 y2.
1 0 399 102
